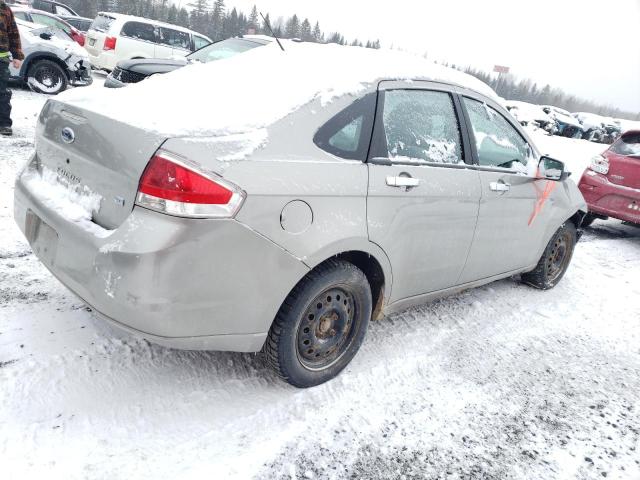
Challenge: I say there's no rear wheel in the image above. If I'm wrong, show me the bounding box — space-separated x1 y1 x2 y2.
522 222 577 290
265 260 372 388
27 59 68 95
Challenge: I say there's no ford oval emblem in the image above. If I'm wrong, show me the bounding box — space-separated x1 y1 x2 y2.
61 127 75 144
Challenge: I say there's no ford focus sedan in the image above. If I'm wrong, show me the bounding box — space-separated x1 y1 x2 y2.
14 42 587 388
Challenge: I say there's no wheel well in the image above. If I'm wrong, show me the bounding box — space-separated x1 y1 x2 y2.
569 210 587 229
22 54 70 81
322 251 386 321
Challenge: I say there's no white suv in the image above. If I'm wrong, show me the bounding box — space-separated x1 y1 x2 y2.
84 12 212 71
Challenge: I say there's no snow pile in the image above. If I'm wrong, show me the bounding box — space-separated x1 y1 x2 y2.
59 41 497 138
21 165 112 238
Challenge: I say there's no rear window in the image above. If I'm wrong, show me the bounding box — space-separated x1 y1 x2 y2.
90 14 115 33
611 133 640 156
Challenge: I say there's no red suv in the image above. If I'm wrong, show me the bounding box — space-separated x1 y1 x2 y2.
578 130 640 226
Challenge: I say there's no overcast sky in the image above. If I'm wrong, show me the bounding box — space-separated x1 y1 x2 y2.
195 0 640 112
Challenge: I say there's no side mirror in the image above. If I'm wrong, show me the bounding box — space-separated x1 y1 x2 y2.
538 156 569 181
39 32 53 40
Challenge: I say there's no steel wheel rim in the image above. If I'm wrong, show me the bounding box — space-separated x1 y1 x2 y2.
296 286 358 371
546 231 572 282
35 66 62 88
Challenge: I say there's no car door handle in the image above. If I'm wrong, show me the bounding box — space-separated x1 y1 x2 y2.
386 176 420 187
490 181 511 192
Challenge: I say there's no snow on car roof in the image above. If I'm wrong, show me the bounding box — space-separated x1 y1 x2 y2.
94 11 212 40
59 41 498 138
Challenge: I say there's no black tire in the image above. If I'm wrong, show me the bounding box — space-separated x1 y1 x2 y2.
27 59 68 95
581 213 598 228
522 222 577 290
265 260 372 388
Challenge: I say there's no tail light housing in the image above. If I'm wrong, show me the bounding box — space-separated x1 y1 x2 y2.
136 150 245 218
104 36 117 50
589 154 609 175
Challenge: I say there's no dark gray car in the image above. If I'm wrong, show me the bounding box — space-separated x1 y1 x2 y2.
104 36 272 88
14 43 587 388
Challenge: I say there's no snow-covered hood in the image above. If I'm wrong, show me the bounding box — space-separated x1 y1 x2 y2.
506 101 553 124
58 41 498 138
17 20 88 60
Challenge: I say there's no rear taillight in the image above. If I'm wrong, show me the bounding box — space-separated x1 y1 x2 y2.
589 154 609 175
136 150 245 218
104 36 117 50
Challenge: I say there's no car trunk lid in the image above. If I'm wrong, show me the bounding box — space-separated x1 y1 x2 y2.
34 99 166 230
605 151 640 189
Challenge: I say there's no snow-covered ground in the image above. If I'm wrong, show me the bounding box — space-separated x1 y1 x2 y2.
1 83 639 480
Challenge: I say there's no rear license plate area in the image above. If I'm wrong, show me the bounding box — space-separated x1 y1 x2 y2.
25 210 59 267
89 38 96 46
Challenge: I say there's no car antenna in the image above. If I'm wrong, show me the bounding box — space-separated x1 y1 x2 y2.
260 12 285 52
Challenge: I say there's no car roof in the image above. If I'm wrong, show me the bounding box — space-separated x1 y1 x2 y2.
95 11 212 40
60 41 499 138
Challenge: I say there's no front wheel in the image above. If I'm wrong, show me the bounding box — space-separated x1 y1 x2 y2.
265 260 372 388
522 222 577 290
27 59 68 95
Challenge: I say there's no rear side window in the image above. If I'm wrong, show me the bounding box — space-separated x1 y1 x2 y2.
91 14 115 33
121 21 157 43
12 11 29 21
611 133 640 156
158 27 191 50
463 97 533 170
380 89 464 164
313 93 376 161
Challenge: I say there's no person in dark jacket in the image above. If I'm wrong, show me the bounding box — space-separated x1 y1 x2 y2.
1 1 24 136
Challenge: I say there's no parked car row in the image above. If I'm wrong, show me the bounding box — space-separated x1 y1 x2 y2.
7 1 211 95
504 98 628 145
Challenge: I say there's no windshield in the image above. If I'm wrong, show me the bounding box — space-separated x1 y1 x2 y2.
188 38 264 63
611 133 640 157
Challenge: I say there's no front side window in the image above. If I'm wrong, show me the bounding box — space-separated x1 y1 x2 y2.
121 22 157 43
314 93 376 161
158 27 191 50
463 97 534 170
381 90 463 164
193 35 211 51
611 132 640 156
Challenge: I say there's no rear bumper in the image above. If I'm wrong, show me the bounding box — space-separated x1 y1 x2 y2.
14 165 309 352
88 51 117 71
578 170 640 224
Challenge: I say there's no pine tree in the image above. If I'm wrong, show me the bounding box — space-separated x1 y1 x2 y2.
248 5 259 31
312 21 322 42
211 0 225 40
300 18 312 41
285 14 300 38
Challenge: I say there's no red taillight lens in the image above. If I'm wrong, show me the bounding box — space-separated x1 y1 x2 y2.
104 36 117 50
136 150 245 218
